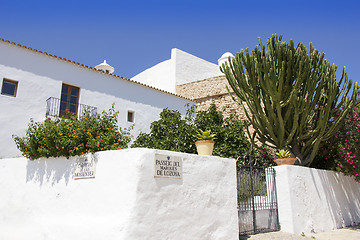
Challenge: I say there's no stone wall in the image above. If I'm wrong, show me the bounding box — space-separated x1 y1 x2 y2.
176 75 250 121
176 76 229 99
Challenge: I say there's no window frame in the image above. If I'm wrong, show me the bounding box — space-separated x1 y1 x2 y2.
59 83 80 118
127 110 135 123
1 78 18 97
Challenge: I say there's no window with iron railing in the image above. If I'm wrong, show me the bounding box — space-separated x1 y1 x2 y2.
46 97 97 118
60 84 79 118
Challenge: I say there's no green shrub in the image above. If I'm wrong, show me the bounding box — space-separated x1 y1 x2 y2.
13 106 132 160
195 104 251 160
132 103 256 163
131 107 196 153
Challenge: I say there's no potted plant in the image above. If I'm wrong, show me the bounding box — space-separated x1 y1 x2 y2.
195 129 216 156
274 149 297 165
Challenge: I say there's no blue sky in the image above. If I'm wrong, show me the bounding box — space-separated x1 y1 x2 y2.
1 0 359 86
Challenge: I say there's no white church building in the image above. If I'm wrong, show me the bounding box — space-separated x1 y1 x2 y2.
0 39 196 158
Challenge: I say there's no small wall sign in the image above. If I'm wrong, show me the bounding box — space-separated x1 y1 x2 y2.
154 154 182 179
74 154 96 179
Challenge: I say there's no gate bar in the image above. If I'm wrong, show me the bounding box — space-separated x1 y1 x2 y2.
248 155 256 234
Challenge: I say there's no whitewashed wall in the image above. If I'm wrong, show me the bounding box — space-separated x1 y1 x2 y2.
0 148 239 240
132 48 223 93
131 59 175 92
0 41 192 158
174 48 223 85
275 165 360 234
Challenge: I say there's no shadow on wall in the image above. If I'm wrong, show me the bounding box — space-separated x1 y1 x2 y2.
26 156 77 186
315 170 360 227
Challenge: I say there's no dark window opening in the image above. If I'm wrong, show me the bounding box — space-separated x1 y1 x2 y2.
60 83 79 118
1 78 18 97
127 111 134 123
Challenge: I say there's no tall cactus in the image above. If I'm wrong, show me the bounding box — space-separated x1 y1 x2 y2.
221 34 358 166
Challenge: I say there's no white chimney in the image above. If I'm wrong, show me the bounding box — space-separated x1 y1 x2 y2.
218 52 234 68
94 60 115 74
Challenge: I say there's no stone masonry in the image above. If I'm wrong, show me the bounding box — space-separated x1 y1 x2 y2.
176 75 250 121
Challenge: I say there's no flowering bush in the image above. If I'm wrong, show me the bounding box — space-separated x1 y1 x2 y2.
313 105 360 182
13 106 132 160
335 106 360 182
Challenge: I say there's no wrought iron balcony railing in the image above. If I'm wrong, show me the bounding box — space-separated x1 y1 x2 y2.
46 97 97 118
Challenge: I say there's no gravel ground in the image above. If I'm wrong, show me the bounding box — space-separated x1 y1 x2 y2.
239 225 360 240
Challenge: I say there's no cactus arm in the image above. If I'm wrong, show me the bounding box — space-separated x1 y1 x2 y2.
223 34 359 165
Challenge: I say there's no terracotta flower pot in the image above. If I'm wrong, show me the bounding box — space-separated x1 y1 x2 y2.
195 140 215 156
274 157 297 165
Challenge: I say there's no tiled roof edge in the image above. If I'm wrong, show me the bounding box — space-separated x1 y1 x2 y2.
0 38 192 101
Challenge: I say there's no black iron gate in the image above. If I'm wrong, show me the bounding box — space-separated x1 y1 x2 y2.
237 155 280 235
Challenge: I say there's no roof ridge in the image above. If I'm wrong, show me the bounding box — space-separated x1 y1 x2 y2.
0 38 192 101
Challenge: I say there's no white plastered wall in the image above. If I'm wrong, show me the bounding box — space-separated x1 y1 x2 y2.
132 48 223 93
173 48 223 85
0 148 239 240
0 41 192 158
131 59 175 92
275 165 360 234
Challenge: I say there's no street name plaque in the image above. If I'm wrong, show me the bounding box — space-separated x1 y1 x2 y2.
74 154 96 179
154 154 182 179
